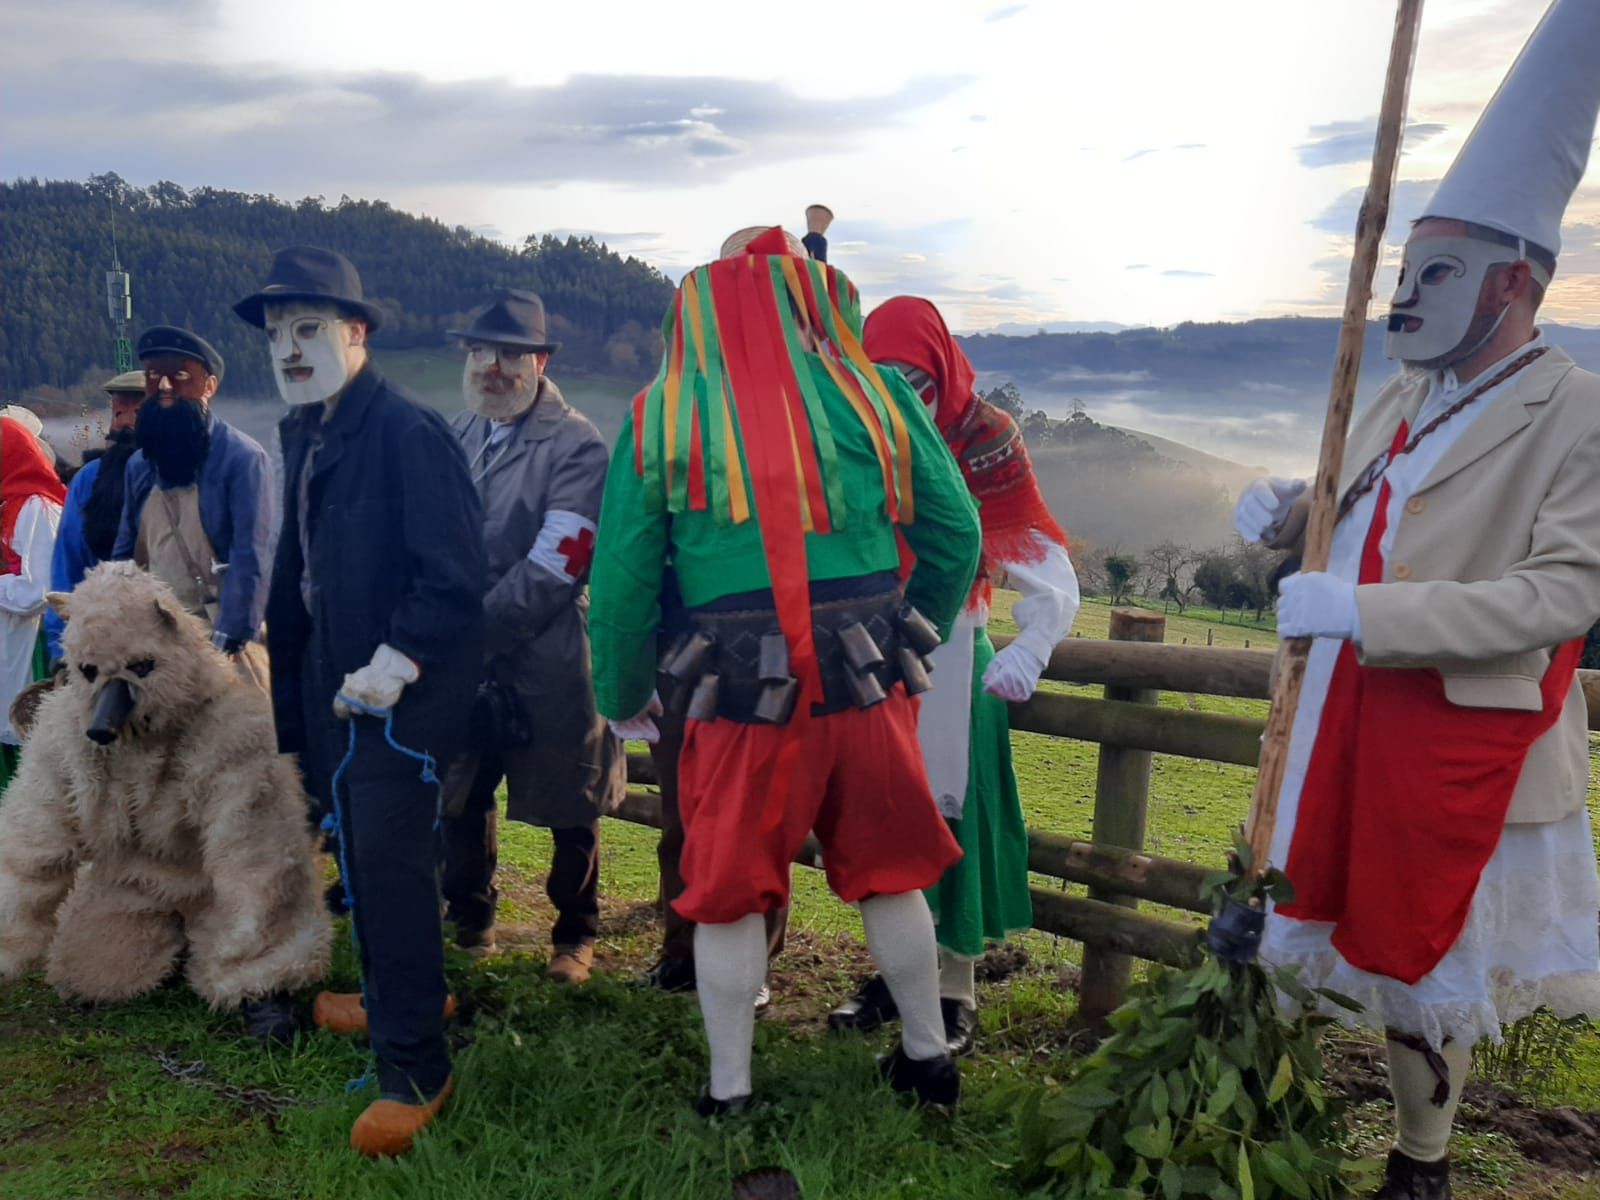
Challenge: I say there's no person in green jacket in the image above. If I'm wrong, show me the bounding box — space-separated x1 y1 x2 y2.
589 225 982 1114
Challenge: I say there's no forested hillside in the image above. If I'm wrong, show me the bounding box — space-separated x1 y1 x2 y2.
2 175 674 397
981 386 1238 550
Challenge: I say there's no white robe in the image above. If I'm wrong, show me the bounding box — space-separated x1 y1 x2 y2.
0 495 61 745
917 530 1080 818
1262 333 1600 1047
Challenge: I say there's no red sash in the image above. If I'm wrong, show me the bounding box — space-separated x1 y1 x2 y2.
1280 421 1583 983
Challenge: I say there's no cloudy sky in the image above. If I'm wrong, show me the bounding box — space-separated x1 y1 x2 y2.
4 0 1598 339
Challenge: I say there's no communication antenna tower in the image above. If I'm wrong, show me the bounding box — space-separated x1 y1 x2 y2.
105 214 134 371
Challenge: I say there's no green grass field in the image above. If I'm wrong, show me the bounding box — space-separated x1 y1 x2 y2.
3 597 1599 1198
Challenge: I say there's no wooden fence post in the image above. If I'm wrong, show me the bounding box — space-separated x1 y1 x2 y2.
1077 608 1165 1024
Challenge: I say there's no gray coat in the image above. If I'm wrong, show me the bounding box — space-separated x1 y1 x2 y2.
446 378 625 827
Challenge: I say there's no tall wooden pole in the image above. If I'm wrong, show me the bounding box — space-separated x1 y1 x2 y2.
1246 0 1426 873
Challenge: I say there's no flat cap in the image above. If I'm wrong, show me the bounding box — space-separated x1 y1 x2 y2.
104 370 147 394
136 325 225 382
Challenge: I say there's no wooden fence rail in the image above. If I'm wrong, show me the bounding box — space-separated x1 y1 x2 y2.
608 613 1600 1014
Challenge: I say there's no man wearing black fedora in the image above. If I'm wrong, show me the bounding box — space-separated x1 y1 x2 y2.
236 246 486 1157
438 289 624 983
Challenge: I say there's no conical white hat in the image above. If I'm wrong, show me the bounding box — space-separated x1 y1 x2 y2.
1421 0 1600 258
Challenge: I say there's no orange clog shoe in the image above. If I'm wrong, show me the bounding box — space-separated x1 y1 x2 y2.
314 991 458 1035
349 1076 454 1157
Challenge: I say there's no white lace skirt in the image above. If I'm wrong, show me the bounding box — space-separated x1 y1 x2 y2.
1263 806 1600 1048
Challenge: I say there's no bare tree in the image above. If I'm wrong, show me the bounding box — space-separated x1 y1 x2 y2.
1144 540 1197 614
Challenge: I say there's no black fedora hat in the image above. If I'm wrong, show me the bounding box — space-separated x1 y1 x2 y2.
447 289 561 354
233 245 386 331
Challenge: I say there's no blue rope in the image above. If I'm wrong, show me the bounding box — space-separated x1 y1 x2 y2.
320 695 443 1095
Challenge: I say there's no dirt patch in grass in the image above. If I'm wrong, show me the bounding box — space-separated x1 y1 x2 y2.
766 930 876 1024
977 942 1032 984
1328 1036 1600 1175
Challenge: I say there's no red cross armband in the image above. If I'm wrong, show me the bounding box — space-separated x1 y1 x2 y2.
528 510 598 583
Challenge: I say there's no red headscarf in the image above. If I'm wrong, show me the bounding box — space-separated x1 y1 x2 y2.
862 295 977 433
864 295 1067 604
2 417 66 574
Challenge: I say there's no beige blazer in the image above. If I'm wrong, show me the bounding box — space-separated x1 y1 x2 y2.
1273 345 1600 824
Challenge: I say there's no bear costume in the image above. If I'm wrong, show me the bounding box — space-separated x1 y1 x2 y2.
0 562 330 1017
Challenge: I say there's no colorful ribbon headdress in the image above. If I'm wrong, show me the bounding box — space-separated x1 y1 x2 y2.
632 226 918 724
633 227 914 533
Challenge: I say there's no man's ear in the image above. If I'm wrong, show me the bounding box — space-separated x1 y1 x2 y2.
45 592 70 620
1509 259 1539 306
346 318 369 348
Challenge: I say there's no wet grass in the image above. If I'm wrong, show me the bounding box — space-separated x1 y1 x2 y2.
2 597 1597 1197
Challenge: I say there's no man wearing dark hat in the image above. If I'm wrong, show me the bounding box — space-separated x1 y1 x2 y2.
437 289 624 981
237 246 485 1157
108 327 273 674
44 371 146 661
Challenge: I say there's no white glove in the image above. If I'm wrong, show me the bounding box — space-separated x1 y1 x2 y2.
1234 477 1306 545
609 692 663 743
1276 572 1361 642
333 644 421 718
983 642 1048 702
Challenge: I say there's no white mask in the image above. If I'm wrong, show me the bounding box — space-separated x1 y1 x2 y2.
461 343 541 421
264 301 355 407
884 361 938 413
1384 235 1520 366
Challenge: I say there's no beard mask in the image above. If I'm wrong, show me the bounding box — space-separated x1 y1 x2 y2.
264 302 355 407
1384 235 1526 367
135 395 211 488
462 344 541 421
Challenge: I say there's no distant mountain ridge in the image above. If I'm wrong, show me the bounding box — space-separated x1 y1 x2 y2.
1000 407 1241 553
953 316 1600 392
967 320 1133 336
957 316 1600 406
956 317 1600 493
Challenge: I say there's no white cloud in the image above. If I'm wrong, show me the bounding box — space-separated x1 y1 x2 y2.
2 0 1595 333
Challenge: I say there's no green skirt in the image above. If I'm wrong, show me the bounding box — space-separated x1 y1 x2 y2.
924 627 1033 958
1 630 50 794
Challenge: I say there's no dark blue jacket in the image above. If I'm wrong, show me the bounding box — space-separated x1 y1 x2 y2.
111 413 274 646
266 364 485 773
44 458 103 660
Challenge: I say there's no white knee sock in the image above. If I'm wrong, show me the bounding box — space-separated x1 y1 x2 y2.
860 892 946 1062
694 914 766 1101
938 951 977 1007
1387 1035 1472 1163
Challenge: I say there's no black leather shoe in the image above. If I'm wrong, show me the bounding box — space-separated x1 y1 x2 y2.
877 1045 961 1108
241 993 299 1044
941 998 979 1057
645 957 697 993
828 974 899 1033
1372 1150 1452 1199
693 1088 753 1118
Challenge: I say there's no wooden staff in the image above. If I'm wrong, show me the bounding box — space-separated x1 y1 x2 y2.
1246 0 1426 873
